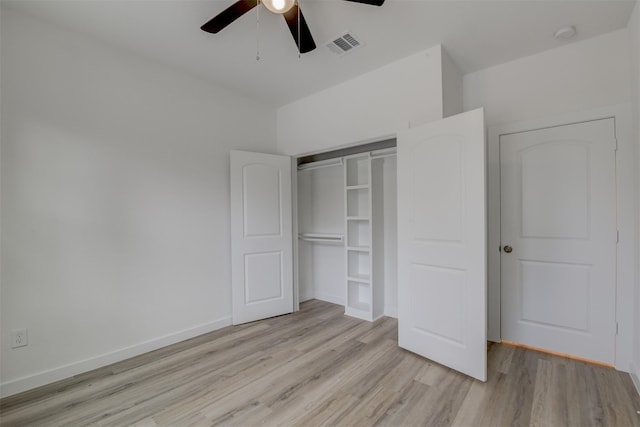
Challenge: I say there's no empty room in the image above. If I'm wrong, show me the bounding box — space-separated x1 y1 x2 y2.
1 0 640 425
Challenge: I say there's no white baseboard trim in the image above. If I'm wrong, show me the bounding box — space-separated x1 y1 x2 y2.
0 316 232 399
384 308 398 319
312 294 397 319
299 292 314 303
313 292 345 306
630 362 640 397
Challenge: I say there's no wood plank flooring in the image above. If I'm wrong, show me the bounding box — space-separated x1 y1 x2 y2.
1 299 639 426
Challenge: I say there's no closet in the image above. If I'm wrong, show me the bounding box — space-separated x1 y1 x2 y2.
230 108 487 381
296 146 398 322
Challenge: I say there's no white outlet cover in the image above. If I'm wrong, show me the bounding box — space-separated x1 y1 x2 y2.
11 328 28 348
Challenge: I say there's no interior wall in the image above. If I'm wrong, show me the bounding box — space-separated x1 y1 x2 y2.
277 46 444 156
464 29 632 127
628 0 640 391
441 48 463 118
279 46 444 318
296 171 314 302
297 165 345 305
382 156 398 317
0 7 277 397
464 27 635 370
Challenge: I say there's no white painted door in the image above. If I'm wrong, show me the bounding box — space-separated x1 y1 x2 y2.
500 119 616 364
230 150 293 325
397 109 487 381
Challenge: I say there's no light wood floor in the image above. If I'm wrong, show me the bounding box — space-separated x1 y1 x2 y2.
2 300 639 426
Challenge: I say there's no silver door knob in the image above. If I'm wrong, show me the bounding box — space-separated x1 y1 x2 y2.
503 245 513 253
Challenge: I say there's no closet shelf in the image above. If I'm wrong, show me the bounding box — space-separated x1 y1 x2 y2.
346 184 369 190
345 305 371 320
347 274 370 283
298 233 344 244
346 216 369 221
347 302 370 312
347 246 370 253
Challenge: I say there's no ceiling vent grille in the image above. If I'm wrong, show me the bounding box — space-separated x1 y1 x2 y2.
325 31 363 56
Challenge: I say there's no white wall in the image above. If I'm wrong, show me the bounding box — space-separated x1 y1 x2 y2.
629 0 640 392
296 165 345 305
278 45 446 318
382 156 398 318
0 7 276 397
441 48 463 118
296 171 314 302
277 45 445 156
466 28 635 370
464 29 632 127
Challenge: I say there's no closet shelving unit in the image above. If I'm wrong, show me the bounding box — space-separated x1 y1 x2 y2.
344 153 384 321
296 144 393 321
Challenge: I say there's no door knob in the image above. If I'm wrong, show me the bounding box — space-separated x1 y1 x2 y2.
503 245 513 253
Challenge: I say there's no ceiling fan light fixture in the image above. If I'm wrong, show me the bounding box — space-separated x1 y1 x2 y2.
262 0 296 14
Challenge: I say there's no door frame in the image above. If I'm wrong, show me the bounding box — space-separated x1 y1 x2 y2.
487 103 634 372
290 134 397 312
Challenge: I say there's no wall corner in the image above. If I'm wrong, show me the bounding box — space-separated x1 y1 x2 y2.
441 45 463 118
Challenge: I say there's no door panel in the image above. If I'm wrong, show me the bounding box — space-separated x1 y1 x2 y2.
500 119 616 364
243 164 282 237
409 264 465 344
244 251 283 304
409 137 463 242
520 261 590 331
520 143 589 239
398 108 487 381
231 150 293 325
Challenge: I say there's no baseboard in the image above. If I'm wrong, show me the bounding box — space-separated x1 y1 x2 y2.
312 294 397 318
0 316 232 399
313 292 345 306
384 307 398 319
299 292 314 303
630 362 640 397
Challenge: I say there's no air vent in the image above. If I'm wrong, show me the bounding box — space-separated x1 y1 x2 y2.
325 31 363 56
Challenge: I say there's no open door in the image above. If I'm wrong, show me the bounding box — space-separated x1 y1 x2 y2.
397 109 487 381
230 150 293 325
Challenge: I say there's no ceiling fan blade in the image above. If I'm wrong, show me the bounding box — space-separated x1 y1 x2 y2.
343 0 385 5
201 0 258 34
283 4 316 54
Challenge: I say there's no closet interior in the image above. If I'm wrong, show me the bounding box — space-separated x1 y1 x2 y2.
296 141 398 321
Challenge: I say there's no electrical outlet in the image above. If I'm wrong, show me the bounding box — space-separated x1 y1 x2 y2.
11 328 28 348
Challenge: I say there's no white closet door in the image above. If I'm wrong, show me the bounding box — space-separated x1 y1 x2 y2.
397 109 487 381
230 150 293 325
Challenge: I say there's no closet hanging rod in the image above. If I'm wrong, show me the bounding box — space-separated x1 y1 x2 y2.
297 158 343 171
298 233 344 243
297 138 396 166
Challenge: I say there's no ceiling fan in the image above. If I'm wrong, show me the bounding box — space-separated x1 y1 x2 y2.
200 0 385 54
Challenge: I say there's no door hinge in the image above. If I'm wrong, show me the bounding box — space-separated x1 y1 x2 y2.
612 138 618 151
616 322 619 335
616 230 620 244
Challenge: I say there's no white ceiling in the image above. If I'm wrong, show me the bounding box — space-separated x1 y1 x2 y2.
5 0 636 106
